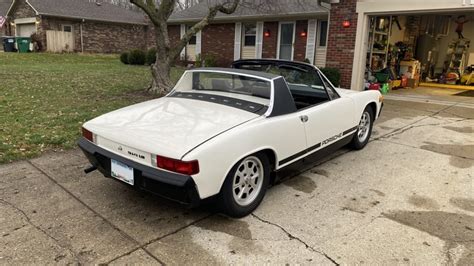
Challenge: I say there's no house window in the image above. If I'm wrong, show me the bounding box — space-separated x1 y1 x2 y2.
187 26 196 45
319 21 328 47
62 25 73 32
243 23 256 46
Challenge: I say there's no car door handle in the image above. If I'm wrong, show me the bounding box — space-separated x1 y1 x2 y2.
300 115 309 123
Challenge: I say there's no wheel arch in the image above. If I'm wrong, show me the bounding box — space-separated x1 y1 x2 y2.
218 147 278 193
367 101 377 118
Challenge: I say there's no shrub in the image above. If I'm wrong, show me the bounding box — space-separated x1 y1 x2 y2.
146 47 157 65
194 54 218 67
120 52 129 64
203 54 217 67
194 54 202 67
303 58 311 64
127 49 146 65
320 67 341 87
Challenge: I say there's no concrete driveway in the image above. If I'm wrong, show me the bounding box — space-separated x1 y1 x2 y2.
1 94 473 265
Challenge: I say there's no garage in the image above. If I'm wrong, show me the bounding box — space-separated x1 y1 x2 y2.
16 22 35 37
351 1 474 97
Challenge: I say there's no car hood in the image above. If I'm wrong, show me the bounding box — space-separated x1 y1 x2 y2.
84 97 260 159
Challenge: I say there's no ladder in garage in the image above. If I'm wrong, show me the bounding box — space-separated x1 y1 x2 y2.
447 38 470 76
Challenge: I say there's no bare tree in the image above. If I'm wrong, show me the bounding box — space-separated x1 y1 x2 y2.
176 0 201 10
130 0 240 95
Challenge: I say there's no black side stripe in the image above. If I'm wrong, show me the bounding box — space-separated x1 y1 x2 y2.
343 126 358 136
278 126 357 166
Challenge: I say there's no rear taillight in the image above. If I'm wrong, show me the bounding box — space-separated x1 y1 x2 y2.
156 155 199 175
82 127 93 142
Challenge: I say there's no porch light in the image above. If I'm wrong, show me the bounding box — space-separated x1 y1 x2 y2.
264 29 271 37
342 19 351 28
300 29 307 37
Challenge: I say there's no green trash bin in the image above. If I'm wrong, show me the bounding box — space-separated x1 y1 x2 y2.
16 37 31 53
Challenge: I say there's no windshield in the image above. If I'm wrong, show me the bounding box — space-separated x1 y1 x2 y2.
173 71 272 100
236 63 324 89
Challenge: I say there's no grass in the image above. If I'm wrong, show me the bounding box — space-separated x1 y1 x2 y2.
0 52 184 163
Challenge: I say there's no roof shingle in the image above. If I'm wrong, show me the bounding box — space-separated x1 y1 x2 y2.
169 0 328 23
11 0 147 25
0 0 12 17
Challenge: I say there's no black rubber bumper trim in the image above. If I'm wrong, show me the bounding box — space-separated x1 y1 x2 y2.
378 102 384 118
77 138 201 205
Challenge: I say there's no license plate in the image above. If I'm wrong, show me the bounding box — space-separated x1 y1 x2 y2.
111 159 134 186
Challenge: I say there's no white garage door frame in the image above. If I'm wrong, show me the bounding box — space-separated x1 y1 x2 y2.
14 17 37 37
351 0 474 91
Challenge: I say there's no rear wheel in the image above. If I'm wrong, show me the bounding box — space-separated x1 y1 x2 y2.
350 106 374 150
219 153 270 218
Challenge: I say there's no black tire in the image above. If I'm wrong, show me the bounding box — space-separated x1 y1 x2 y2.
350 105 374 150
219 152 271 218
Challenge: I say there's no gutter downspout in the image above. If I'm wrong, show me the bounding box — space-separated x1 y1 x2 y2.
80 19 84 53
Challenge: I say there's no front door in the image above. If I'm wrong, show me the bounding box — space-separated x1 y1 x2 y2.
278 22 295 60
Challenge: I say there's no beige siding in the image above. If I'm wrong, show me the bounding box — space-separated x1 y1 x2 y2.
315 48 327 68
46 30 74 52
241 46 256 59
186 44 196 61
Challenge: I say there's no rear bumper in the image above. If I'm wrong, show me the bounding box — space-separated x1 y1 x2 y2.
77 138 201 205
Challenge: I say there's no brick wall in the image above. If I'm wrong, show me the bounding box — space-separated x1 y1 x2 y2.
167 25 180 48
326 0 358 89
39 18 147 53
294 20 308 62
80 21 147 53
202 23 235 67
262 21 278 58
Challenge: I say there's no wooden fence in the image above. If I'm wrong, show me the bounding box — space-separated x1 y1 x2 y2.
46 30 74 52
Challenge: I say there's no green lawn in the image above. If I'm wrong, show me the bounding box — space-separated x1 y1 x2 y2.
0 53 184 163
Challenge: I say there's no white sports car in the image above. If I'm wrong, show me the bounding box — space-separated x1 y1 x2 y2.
79 59 383 217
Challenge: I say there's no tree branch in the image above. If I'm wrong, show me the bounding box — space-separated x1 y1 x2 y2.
170 0 240 60
130 0 161 25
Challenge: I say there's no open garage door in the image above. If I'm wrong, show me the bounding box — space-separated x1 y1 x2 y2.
353 10 474 107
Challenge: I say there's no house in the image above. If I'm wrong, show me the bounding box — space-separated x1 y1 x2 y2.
167 0 330 68
4 0 151 53
0 0 11 36
169 0 474 90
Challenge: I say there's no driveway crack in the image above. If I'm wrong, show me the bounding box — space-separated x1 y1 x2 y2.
373 102 460 141
26 160 165 265
0 198 79 263
251 213 339 265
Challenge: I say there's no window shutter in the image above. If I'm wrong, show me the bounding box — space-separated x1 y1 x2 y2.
196 30 201 57
255 22 264 59
234 22 242 60
305 19 317 65
180 24 186 60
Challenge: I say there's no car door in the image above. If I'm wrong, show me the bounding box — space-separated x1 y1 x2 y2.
297 71 355 153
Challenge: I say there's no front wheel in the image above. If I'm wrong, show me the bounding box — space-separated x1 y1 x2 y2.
350 106 374 150
219 153 270 218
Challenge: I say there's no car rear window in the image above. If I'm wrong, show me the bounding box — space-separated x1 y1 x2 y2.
173 71 272 100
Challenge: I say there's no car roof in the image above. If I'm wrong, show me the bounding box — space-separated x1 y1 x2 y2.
190 67 280 80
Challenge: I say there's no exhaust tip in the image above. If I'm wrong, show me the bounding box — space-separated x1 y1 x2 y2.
84 165 97 174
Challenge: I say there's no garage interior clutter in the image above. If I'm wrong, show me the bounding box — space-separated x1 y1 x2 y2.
365 13 474 93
